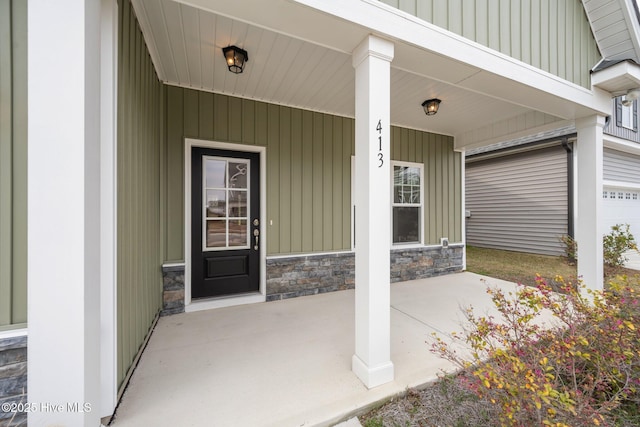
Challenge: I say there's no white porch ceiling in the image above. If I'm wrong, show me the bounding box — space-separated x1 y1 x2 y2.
132 0 606 141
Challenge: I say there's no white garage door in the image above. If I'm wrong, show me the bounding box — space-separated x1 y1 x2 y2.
602 187 640 239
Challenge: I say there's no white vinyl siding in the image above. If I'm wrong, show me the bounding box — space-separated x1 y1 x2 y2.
466 145 568 256
604 148 640 184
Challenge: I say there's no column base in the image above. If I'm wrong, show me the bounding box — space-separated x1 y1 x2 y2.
352 354 394 389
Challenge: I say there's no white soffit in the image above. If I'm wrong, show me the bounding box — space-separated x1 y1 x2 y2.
591 60 640 94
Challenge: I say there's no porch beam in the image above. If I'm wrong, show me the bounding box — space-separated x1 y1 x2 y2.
352 35 394 389
575 115 606 291
28 0 102 425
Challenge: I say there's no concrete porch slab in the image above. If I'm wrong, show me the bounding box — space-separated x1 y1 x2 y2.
110 272 518 427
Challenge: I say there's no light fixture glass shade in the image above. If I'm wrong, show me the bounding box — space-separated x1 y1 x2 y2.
623 88 640 106
421 98 441 116
222 46 248 74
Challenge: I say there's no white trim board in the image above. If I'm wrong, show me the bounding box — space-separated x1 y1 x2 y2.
603 134 640 156
184 139 267 312
100 0 118 419
603 180 640 191
0 328 28 340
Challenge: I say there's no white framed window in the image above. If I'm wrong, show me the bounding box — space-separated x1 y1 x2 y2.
391 161 423 245
620 96 637 130
634 193 638 200
603 191 608 199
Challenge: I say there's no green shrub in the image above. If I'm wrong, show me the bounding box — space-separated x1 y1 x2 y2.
603 224 638 268
559 224 638 268
559 234 577 263
431 275 640 427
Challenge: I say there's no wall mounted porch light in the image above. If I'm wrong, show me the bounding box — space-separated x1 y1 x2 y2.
421 98 441 116
622 88 640 106
222 45 248 74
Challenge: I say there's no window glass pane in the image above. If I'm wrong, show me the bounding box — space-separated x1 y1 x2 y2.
410 185 420 203
206 220 226 248
205 159 226 188
203 157 251 250
394 166 403 185
228 219 248 246
394 186 402 204
205 190 226 217
393 207 420 243
229 190 247 217
400 186 420 204
402 187 414 203
394 166 420 204
228 162 248 189
406 168 420 185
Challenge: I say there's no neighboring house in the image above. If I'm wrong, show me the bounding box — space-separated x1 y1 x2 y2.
0 0 633 425
466 0 640 257
466 95 640 256
466 134 575 256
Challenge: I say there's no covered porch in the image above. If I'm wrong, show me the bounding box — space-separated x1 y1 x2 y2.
24 0 616 425
111 272 518 426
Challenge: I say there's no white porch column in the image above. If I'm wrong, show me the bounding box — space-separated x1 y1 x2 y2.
100 0 118 419
352 35 395 388
28 0 102 425
575 115 606 291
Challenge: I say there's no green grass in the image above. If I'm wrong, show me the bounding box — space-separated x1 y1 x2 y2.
466 246 577 287
466 246 639 289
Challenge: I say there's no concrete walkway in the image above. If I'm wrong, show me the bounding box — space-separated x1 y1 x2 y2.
111 272 518 427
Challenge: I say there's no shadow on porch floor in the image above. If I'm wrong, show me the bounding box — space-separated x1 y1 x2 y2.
110 272 517 427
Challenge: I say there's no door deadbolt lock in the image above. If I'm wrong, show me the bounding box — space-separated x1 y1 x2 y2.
253 218 259 226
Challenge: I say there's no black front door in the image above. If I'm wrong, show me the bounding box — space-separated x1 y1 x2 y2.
191 147 260 299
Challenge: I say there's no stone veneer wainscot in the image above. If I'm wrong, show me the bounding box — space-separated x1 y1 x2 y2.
161 245 464 313
0 334 27 427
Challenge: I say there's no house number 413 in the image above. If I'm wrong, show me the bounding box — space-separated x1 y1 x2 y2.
376 119 383 168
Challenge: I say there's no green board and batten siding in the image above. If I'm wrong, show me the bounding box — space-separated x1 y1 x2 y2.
391 128 462 245
164 87 354 258
0 0 27 330
164 87 462 260
117 0 164 388
379 0 600 88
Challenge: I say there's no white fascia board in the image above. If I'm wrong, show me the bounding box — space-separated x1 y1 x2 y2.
620 0 640 63
603 180 640 190
603 134 640 156
455 119 574 151
291 0 610 116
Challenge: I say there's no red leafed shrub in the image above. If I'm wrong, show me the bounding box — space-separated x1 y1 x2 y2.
431 275 640 427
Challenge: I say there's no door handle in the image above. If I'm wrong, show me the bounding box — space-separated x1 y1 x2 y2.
253 228 259 250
